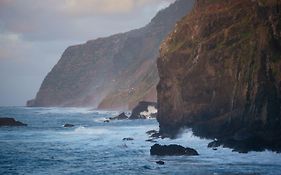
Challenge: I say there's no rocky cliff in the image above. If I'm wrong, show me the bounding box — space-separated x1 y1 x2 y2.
27 0 195 109
157 0 281 151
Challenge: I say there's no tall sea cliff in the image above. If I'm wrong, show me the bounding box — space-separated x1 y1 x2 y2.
157 0 281 151
27 0 195 110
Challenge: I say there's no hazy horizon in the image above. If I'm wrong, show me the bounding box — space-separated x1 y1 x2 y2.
0 0 175 106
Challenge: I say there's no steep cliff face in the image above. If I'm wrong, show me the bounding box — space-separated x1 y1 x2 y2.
157 0 281 149
27 0 195 109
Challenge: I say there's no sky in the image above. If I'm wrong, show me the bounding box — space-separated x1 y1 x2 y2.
0 0 175 106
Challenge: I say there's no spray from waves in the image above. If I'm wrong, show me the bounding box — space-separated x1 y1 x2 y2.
32 107 94 115
156 128 212 149
63 126 110 135
92 110 121 116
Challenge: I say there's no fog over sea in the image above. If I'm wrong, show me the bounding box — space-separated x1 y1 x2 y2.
0 107 280 175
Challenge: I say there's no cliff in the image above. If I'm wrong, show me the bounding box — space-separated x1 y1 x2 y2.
27 0 195 109
157 0 281 151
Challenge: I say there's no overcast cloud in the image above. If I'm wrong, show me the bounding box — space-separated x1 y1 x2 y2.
0 0 175 106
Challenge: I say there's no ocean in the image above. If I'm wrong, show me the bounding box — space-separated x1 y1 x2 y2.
0 107 281 175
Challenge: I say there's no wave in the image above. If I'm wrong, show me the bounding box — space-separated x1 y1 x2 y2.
31 107 94 115
64 126 110 135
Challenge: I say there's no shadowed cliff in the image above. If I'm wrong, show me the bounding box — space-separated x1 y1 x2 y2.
157 0 281 152
27 0 195 110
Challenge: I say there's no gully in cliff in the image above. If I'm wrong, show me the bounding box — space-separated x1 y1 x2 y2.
156 0 281 152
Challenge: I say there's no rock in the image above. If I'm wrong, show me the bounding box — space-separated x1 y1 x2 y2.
0 118 27 127
109 112 128 120
207 140 221 148
63 124 75 127
122 138 134 141
145 139 157 143
129 101 157 119
146 130 158 135
156 0 281 152
104 119 110 123
150 144 199 156
156 160 165 165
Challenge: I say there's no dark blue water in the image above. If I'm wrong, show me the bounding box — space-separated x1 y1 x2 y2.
0 107 281 175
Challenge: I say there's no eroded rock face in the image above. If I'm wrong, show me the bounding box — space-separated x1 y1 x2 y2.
157 0 281 151
27 0 195 110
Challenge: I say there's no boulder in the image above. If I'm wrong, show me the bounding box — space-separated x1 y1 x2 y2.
150 144 199 156
0 118 27 127
146 129 158 135
122 138 134 141
156 160 165 165
129 101 157 119
63 124 75 127
104 119 110 123
145 139 157 143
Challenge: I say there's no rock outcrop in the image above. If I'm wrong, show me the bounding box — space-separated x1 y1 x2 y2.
129 101 157 119
0 118 27 127
63 124 75 128
157 0 281 151
109 112 128 120
27 0 195 110
150 144 199 156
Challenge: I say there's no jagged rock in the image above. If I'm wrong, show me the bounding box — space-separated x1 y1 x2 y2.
150 144 199 156
156 160 165 165
122 138 134 141
129 101 157 119
109 112 128 120
63 124 75 128
157 0 281 152
145 139 157 143
0 118 27 127
146 129 158 135
27 0 195 110
104 119 110 123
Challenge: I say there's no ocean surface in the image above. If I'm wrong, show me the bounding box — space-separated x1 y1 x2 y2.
0 107 281 175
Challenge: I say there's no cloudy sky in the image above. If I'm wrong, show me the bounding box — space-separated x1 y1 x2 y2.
0 0 175 106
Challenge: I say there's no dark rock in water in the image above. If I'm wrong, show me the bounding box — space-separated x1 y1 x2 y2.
150 144 199 156
104 119 110 123
156 160 165 165
208 140 221 148
64 124 75 127
146 130 158 135
0 118 27 127
109 112 128 120
145 139 157 143
129 101 157 119
122 138 134 141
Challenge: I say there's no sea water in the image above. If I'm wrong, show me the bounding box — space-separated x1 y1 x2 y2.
0 107 281 175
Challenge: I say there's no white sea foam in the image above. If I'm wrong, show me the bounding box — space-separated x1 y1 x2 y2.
34 107 93 115
73 126 109 135
140 106 157 119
